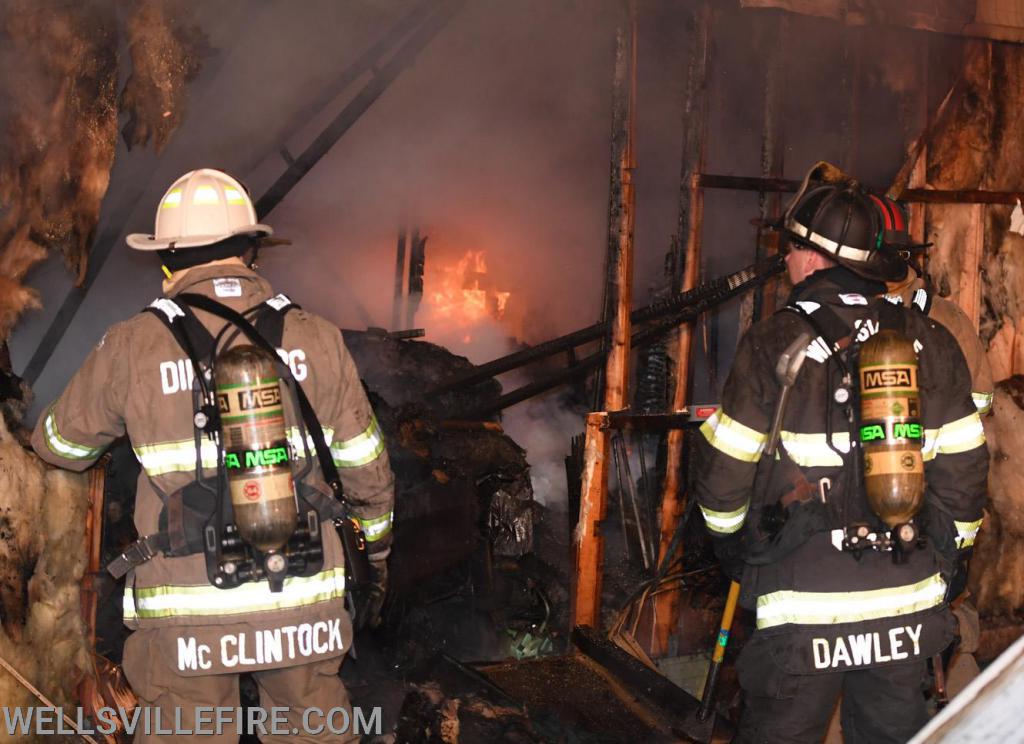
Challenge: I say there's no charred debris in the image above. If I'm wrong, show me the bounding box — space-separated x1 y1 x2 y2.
3 1 1024 742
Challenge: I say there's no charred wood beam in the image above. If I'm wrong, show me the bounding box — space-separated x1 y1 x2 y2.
241 0 440 176
466 258 782 417
699 173 1024 204
604 411 711 432
572 625 738 742
428 255 783 397
254 0 464 218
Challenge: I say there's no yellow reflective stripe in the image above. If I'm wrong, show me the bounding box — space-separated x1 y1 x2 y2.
699 411 766 463
700 503 748 535
972 392 993 415
756 573 946 629
192 184 220 205
123 567 345 620
287 426 336 458
779 431 849 468
224 187 247 205
359 511 393 541
160 188 182 208
133 438 218 477
954 517 983 550
43 407 102 460
935 412 986 455
921 428 940 462
331 416 385 468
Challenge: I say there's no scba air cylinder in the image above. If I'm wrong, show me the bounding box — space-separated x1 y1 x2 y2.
858 329 925 528
216 345 298 552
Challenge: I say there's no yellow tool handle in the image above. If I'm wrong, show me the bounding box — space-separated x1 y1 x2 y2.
711 580 741 664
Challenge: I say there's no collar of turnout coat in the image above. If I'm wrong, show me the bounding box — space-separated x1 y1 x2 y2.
163 261 271 300
788 266 887 305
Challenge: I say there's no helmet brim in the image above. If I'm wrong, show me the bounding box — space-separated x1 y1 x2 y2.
126 223 273 251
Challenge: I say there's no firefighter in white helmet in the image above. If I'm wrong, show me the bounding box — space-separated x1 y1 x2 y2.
33 169 394 742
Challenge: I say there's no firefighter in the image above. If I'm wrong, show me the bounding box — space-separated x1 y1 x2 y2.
693 178 988 743
868 192 995 417
32 169 394 743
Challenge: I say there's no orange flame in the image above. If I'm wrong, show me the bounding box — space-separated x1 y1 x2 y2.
426 251 511 340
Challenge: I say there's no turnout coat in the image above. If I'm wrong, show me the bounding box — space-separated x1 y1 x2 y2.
693 267 988 674
32 261 395 675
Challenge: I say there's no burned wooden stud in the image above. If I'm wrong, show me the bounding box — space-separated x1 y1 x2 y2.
574 5 638 630
406 229 426 329
573 412 611 629
654 0 712 657
392 227 408 330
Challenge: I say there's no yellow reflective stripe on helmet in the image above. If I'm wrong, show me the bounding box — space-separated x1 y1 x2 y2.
192 184 220 205
954 517 983 550
755 573 946 629
224 187 247 205
160 188 182 208
359 511 393 542
779 431 850 468
935 412 986 455
43 407 103 460
972 392 993 415
133 438 218 477
699 411 766 463
700 503 748 535
123 567 345 620
330 416 385 468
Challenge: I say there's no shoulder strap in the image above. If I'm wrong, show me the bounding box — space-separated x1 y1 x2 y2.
175 292 347 503
780 301 854 360
144 298 217 364
252 293 300 348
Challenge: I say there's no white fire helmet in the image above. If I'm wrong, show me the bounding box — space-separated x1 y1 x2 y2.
126 169 272 251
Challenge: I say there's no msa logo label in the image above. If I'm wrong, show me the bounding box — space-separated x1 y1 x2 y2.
239 385 281 411
160 348 308 394
217 385 282 413
862 367 913 390
861 422 922 442
225 446 289 469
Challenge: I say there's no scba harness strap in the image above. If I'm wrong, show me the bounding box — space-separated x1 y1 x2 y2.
108 293 370 597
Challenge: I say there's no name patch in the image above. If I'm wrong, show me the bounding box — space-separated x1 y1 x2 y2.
811 623 922 669
176 619 345 673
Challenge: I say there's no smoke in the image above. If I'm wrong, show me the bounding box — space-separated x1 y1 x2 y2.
500 385 585 508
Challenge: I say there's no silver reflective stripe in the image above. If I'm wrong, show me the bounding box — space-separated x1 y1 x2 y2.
954 518 983 550
123 567 346 620
134 438 219 476
912 288 929 312
699 411 767 464
43 407 102 460
700 503 748 535
331 416 386 468
787 219 873 262
972 392 993 415
359 511 394 541
756 573 947 629
780 431 850 468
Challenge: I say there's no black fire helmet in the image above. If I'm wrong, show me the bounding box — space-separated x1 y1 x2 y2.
780 181 908 283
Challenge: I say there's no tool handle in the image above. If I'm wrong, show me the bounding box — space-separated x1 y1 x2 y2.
698 580 742 721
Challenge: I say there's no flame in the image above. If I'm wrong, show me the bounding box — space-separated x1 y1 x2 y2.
426 250 510 329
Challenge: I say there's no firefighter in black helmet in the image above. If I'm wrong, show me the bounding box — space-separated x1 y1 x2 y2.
693 171 988 743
